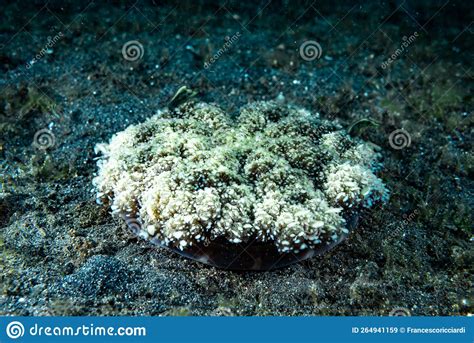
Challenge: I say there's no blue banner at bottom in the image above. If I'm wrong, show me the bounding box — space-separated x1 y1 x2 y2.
0 316 471 343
